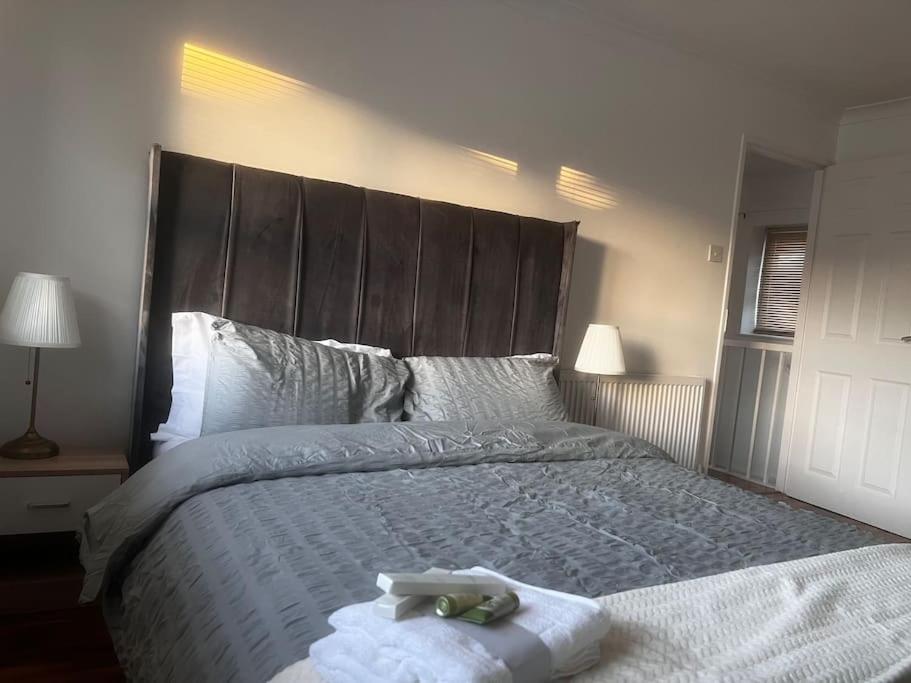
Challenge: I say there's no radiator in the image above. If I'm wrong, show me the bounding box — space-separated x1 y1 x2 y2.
560 372 707 470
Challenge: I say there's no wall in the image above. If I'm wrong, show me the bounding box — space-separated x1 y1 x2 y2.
837 97 911 162
0 0 840 451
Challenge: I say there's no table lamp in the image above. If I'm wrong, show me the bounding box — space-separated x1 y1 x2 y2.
0 272 81 459
575 323 626 375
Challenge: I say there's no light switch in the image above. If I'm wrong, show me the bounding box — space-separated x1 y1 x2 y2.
707 244 724 263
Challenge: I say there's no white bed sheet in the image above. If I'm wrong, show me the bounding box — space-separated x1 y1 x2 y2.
278 544 911 682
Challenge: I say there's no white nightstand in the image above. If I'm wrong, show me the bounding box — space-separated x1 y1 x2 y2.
0 449 128 536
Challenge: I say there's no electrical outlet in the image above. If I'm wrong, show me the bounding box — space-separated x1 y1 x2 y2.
707 244 724 263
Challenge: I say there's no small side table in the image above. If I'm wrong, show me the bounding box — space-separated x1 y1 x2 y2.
0 449 128 536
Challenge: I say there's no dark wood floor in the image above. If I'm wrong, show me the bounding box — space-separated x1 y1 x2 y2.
0 533 123 682
0 607 121 682
0 476 905 681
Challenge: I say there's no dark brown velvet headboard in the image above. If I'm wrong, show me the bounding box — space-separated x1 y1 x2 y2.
130 145 578 470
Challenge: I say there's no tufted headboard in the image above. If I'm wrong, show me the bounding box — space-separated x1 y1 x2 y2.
130 145 578 469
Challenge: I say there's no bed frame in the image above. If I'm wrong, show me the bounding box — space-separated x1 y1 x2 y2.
129 145 578 470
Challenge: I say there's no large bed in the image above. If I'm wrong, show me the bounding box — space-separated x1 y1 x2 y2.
82 420 877 681
81 148 884 682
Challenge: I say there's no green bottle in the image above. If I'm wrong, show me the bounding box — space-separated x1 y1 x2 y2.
455 591 520 625
435 593 490 617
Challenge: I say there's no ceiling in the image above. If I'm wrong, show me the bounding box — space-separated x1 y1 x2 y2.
559 0 911 109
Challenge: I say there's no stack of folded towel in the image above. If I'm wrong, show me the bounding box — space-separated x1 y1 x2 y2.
309 567 610 683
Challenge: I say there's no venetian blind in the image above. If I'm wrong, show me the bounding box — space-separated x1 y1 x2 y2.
754 228 807 337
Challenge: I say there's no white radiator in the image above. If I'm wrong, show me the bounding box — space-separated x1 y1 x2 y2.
561 372 707 470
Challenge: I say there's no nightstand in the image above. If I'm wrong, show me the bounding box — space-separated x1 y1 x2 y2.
0 449 128 536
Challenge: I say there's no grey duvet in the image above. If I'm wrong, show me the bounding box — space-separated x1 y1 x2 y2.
80 420 877 683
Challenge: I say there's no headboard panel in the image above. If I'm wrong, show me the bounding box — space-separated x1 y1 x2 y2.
131 146 578 470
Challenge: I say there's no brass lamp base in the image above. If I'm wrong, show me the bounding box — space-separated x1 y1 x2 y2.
0 428 60 460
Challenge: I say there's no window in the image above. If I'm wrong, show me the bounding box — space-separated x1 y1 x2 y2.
754 228 807 337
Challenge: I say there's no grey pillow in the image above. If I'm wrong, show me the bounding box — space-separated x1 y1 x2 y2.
201 320 409 435
403 356 568 422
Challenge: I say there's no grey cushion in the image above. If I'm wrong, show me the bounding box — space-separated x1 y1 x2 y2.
200 320 409 435
404 356 567 422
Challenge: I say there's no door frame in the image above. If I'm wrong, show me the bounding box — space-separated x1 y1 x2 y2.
702 134 827 482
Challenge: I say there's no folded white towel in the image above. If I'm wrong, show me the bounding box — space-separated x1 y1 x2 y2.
309 567 610 683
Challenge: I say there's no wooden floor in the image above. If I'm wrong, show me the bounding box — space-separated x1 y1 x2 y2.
707 469 909 544
0 476 905 681
0 533 123 682
0 607 122 682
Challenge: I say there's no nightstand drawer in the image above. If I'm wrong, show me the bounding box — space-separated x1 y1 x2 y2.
0 474 120 535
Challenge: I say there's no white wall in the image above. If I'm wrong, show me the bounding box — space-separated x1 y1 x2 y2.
0 0 840 451
837 97 911 162
740 167 816 216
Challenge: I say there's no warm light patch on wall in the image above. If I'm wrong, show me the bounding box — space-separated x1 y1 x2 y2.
462 147 519 175
181 43 311 102
556 166 617 209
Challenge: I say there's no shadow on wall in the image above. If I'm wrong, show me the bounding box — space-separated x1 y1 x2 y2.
562 236 656 374
33 288 122 448
623 339 658 373
563 236 605 364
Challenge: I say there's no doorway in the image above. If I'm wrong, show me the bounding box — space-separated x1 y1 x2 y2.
707 144 821 489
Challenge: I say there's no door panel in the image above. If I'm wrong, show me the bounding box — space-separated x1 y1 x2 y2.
876 232 911 343
820 234 868 340
806 371 851 478
860 379 908 495
785 154 911 537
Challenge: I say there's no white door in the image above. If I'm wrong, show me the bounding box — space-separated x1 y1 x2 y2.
784 154 911 537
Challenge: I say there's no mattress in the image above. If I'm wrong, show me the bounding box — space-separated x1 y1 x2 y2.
79 420 878 682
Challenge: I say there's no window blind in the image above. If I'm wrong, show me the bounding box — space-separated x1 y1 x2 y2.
754 228 807 337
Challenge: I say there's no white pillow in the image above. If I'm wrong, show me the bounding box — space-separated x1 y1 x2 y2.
313 338 394 357
151 312 394 443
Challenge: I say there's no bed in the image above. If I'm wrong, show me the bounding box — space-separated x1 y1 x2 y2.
81 147 883 682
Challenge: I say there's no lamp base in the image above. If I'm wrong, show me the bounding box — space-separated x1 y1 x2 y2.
0 429 60 459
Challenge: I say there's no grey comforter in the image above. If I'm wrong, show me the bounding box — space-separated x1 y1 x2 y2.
80 420 877 682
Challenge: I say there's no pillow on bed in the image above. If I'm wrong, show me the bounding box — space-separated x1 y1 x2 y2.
200 319 409 435
403 355 567 422
153 312 395 445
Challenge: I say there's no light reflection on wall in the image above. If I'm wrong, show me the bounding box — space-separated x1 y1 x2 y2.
461 147 519 176
556 166 618 210
174 42 619 222
181 43 311 102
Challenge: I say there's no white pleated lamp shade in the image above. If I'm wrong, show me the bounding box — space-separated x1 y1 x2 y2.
574 323 625 375
0 272 81 348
